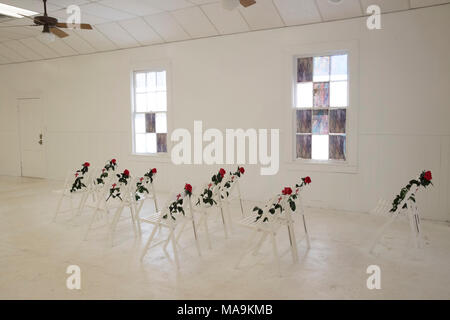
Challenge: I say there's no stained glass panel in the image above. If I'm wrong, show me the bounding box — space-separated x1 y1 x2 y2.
296 110 311 133
157 133 167 153
313 82 330 107
329 109 346 133
312 110 329 134
313 56 330 82
145 113 155 133
329 135 346 160
297 57 313 82
296 135 311 159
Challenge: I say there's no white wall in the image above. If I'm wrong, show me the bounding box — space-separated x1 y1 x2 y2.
1 5 449 221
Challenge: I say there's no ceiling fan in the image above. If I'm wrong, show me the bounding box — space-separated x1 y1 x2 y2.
0 0 93 38
222 0 257 11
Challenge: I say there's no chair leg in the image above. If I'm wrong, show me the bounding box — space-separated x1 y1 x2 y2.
53 194 64 222
252 232 268 256
219 206 228 239
170 229 180 270
132 204 141 238
140 224 159 260
270 232 282 277
369 214 397 254
302 214 311 249
191 219 202 257
287 224 299 262
77 192 88 215
84 207 99 241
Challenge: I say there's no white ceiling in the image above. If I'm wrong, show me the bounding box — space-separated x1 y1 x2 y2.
0 0 448 65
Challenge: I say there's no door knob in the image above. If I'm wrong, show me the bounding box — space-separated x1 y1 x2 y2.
39 133 43 145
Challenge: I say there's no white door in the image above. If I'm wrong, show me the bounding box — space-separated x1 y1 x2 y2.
18 98 46 178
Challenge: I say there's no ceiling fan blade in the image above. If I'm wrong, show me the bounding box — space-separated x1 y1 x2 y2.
50 27 69 38
0 25 37 28
56 22 93 30
240 0 256 7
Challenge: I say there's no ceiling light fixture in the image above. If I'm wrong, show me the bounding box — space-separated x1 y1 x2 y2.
0 3 38 18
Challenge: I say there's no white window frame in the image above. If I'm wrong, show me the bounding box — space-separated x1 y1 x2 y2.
284 40 359 174
130 60 172 160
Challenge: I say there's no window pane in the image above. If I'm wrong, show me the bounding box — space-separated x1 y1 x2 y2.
313 82 329 107
313 56 330 82
147 72 157 91
145 113 155 133
134 114 145 133
157 71 166 90
135 73 146 93
157 133 167 152
296 82 313 108
329 109 346 133
329 135 346 160
312 110 329 134
148 92 157 111
330 81 348 107
296 110 311 133
146 133 157 153
156 91 167 111
312 135 329 160
135 134 146 153
331 54 347 81
135 93 148 112
155 112 167 133
297 57 313 82
296 134 311 159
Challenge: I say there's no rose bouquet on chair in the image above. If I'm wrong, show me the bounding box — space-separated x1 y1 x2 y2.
96 159 117 185
106 169 130 201
221 166 245 198
135 168 157 201
163 183 192 220
253 176 311 222
70 162 90 193
196 168 226 206
390 170 432 213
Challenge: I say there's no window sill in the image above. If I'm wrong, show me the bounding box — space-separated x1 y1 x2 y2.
286 159 358 174
129 153 170 163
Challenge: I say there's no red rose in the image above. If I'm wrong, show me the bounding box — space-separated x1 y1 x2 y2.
111 159 116 164
239 167 245 174
123 169 130 177
112 183 116 188
83 162 90 167
176 193 181 200
151 168 157 174
102 168 105 172
282 187 292 195
208 183 212 188
139 177 144 182
424 171 432 181
219 168 226 177
185 183 192 193
304 176 311 184
75 173 79 177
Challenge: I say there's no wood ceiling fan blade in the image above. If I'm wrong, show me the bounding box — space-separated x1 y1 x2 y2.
56 22 93 30
240 0 256 7
50 27 69 38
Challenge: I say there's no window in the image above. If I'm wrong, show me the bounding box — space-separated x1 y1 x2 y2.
132 70 168 154
295 54 348 161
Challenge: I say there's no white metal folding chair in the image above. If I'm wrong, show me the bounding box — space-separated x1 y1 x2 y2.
53 167 94 221
235 195 289 276
193 182 230 250
134 175 159 223
140 189 199 269
84 175 140 247
220 173 245 218
369 185 424 253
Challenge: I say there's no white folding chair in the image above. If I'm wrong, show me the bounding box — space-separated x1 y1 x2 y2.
220 173 245 218
369 185 424 253
140 190 199 269
235 195 289 276
84 176 140 247
193 182 230 249
53 167 94 221
134 175 159 223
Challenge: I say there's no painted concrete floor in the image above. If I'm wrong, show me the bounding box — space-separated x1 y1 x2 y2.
1 176 450 300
